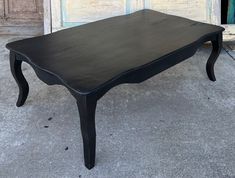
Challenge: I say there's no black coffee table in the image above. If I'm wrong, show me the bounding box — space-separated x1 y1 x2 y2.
6 9 224 169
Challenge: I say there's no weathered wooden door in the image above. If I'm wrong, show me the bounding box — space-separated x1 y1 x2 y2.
0 0 4 19
50 0 147 32
0 0 43 35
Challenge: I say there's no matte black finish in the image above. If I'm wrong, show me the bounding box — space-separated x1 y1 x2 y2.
206 34 223 81
6 9 224 169
76 96 97 169
10 52 29 107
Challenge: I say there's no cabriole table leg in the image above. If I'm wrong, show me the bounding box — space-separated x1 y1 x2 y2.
206 32 223 81
9 51 29 107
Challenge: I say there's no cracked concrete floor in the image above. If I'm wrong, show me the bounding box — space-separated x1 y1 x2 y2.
0 35 235 178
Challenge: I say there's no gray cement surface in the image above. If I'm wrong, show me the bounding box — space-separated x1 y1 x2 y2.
224 41 235 60
0 35 235 178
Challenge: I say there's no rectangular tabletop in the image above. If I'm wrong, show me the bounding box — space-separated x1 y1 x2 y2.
6 9 224 93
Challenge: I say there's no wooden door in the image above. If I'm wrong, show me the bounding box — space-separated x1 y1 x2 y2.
50 0 147 32
0 0 4 20
0 0 43 35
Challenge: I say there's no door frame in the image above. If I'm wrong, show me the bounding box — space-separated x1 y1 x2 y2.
208 0 235 39
44 0 52 34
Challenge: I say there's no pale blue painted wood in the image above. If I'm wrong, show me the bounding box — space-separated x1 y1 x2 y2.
207 0 212 22
144 0 151 9
61 0 69 27
126 0 131 14
61 0 85 27
61 0 145 27
63 22 85 27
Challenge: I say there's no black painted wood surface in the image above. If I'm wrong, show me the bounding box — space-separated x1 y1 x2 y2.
6 9 224 169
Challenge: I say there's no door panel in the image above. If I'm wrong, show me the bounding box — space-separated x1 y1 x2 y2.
0 0 43 35
62 0 126 27
4 0 43 23
61 0 145 28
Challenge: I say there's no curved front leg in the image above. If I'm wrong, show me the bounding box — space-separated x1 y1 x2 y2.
206 33 223 81
10 51 29 107
76 95 97 169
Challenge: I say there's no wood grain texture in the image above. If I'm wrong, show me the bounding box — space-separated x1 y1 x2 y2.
4 0 43 23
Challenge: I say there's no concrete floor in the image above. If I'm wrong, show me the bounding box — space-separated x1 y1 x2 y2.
0 35 235 178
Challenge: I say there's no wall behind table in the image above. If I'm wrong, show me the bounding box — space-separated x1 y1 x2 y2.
47 0 234 39
149 0 208 22
50 0 145 31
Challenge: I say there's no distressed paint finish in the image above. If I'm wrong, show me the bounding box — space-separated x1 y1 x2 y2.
126 0 145 14
4 0 43 23
209 0 235 37
51 0 62 32
0 0 43 35
209 0 221 25
44 0 51 34
0 0 4 19
62 0 126 27
48 0 235 36
61 0 209 24
61 0 146 27
149 0 208 22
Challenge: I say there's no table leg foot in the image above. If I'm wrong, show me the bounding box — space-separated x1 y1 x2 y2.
206 33 222 82
76 96 97 170
10 51 29 107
